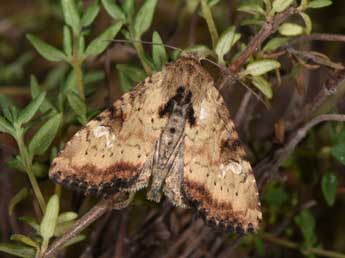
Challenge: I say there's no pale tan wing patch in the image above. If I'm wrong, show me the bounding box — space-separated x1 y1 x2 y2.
49 72 168 196
183 86 262 233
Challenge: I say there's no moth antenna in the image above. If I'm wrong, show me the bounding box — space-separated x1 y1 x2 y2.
107 39 226 71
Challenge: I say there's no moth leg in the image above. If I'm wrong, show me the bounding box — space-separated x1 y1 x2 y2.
110 192 135 210
163 142 187 208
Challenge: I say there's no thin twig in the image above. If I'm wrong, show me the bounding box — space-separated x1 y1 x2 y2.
262 233 345 258
255 114 345 183
229 6 298 72
43 199 112 258
290 33 345 45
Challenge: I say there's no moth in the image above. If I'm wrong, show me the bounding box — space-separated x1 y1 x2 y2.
49 55 262 233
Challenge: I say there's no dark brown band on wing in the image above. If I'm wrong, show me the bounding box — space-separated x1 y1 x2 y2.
182 179 255 234
50 162 141 197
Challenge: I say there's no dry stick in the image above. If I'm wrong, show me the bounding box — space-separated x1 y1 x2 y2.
229 6 298 72
255 114 345 184
43 199 112 258
290 33 345 45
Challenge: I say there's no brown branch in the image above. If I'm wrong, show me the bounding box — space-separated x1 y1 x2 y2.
229 7 298 72
255 114 345 183
43 192 133 258
290 33 345 45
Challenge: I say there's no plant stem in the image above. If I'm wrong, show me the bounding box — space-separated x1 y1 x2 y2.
262 233 345 258
201 0 219 48
16 130 46 212
71 59 85 100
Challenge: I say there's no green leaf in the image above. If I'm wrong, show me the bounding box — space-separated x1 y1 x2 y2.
0 95 14 121
244 59 281 76
32 162 49 178
0 243 35 258
117 64 146 92
300 12 312 34
61 0 81 34
307 0 332 8
8 188 28 216
206 0 221 7
272 0 294 13
278 23 304 36
322 173 338 206
18 217 39 232
250 75 273 99
0 115 14 135
10 235 39 249
26 34 66 62
263 37 289 51
6 155 25 172
40 195 60 245
331 143 345 165
237 3 265 16
85 21 123 57
57 212 78 224
30 76 56 113
81 0 100 27
122 0 135 20
67 91 87 124
63 234 86 248
63 26 72 57
17 92 46 125
101 0 126 21
152 31 167 70
294 209 317 246
215 26 241 64
134 0 158 38
184 45 214 58
28 113 62 156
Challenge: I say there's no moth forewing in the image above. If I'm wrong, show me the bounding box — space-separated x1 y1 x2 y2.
49 55 262 233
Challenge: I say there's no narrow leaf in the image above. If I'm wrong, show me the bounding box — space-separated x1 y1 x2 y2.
117 64 146 92
300 12 312 34
40 195 60 244
0 116 13 135
0 243 35 258
18 217 39 232
272 0 294 13
294 209 317 246
152 31 167 70
81 0 100 27
184 45 214 58
244 59 281 76
63 235 86 248
66 91 87 123
0 95 14 121
250 76 273 99
134 0 158 38
263 37 289 51
101 0 126 21
26 35 66 62
8 188 28 216
30 76 56 113
307 0 332 9
278 23 304 36
17 92 46 125
57 212 78 224
28 113 62 156
63 26 72 57
331 143 345 165
85 21 123 57
237 3 265 16
215 26 241 64
10 235 39 249
322 173 338 206
61 0 81 34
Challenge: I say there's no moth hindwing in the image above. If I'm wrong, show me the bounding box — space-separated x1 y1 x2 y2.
49 55 262 233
